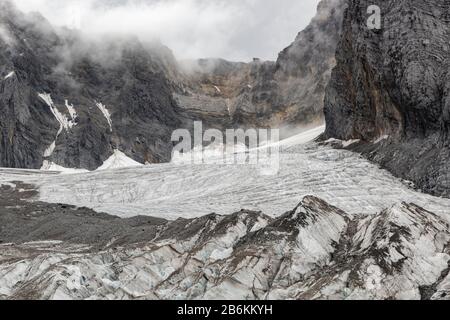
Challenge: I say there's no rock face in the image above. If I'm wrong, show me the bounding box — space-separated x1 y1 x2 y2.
178 0 345 131
324 0 450 197
1 184 449 300
271 0 345 126
0 0 346 171
0 2 184 170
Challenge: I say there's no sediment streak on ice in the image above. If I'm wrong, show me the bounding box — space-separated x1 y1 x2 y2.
0 197 448 300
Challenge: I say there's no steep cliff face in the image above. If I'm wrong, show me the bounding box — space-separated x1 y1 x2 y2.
272 0 345 125
0 0 345 170
176 0 346 131
0 2 184 170
324 0 450 197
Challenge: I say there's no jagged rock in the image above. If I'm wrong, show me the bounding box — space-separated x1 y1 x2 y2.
324 0 450 197
177 0 346 131
1 184 449 300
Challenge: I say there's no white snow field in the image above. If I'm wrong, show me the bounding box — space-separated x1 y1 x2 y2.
0 126 449 220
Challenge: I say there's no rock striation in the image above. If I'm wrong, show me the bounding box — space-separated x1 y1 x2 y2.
324 0 450 197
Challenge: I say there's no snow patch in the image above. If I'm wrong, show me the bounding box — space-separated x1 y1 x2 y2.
43 141 56 158
64 100 77 121
41 161 89 174
95 102 113 132
225 99 233 119
342 139 360 148
324 137 361 148
4 71 14 80
38 93 75 133
254 126 324 151
97 150 142 171
39 93 76 158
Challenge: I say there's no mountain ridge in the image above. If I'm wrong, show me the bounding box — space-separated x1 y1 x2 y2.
0 0 345 170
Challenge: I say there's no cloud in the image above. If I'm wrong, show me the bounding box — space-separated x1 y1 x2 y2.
11 0 320 61
0 23 16 46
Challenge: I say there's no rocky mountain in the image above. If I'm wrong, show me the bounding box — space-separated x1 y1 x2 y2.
1 0 449 302
1 183 449 300
177 0 345 131
324 0 450 197
0 0 345 170
0 1 186 170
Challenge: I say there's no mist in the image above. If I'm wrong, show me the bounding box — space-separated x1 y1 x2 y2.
12 0 321 62
0 24 15 45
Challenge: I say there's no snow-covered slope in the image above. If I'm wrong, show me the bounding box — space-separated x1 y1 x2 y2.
39 150 142 173
41 161 89 174
4 71 15 80
96 150 143 171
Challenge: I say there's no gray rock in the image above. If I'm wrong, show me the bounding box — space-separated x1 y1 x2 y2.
324 0 450 197
177 0 346 131
0 0 346 169
0 2 184 170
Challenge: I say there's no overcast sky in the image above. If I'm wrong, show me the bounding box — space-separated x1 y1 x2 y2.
13 0 321 61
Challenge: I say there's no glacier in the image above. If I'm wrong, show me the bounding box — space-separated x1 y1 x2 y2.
0 126 448 221
0 126 450 300
0 193 449 300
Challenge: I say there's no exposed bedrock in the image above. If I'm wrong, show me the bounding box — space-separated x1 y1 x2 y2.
324 0 450 197
177 0 346 131
0 0 346 170
0 2 184 170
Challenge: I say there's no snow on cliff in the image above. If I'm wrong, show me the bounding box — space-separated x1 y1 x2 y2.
97 150 142 171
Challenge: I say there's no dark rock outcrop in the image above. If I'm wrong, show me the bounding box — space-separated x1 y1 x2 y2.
324 0 450 197
0 2 184 170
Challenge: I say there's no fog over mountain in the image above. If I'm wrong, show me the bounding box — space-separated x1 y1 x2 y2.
13 0 321 61
1 0 450 302
0 0 343 169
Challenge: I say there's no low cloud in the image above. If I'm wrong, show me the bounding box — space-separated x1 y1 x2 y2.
0 23 16 46
12 0 320 61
